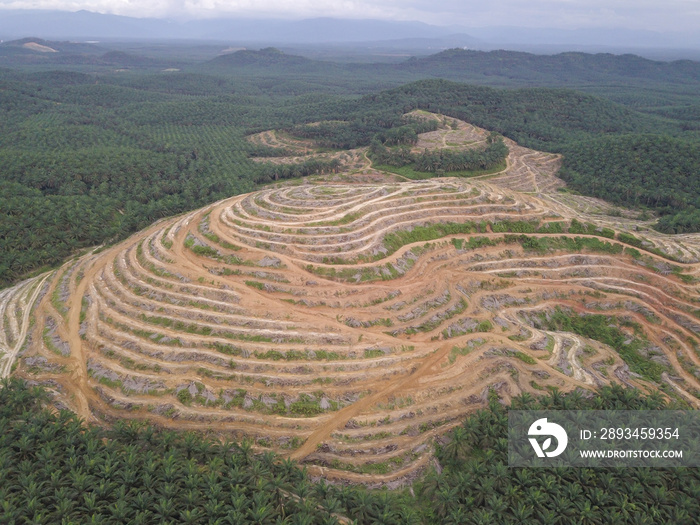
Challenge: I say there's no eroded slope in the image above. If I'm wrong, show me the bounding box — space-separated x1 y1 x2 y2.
6 114 700 486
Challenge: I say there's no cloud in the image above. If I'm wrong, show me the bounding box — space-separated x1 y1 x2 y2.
0 0 698 32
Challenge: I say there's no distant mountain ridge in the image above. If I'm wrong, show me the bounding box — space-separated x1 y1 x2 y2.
0 38 165 67
0 9 699 55
210 47 314 67
204 47 700 87
3 38 699 91
399 48 700 85
0 37 105 55
0 11 459 42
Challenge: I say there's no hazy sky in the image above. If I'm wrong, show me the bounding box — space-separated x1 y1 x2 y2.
0 0 698 32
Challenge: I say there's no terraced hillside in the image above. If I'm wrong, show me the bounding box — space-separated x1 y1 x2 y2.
5 114 700 486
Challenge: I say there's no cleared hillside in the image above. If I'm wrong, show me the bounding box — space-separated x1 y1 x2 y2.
5 115 700 485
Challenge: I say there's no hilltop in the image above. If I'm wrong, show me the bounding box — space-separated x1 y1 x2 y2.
4 113 700 485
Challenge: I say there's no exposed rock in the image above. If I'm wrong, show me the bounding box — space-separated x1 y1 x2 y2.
122 376 166 394
413 443 428 454
443 317 478 338
261 395 277 407
258 256 282 268
202 390 217 403
530 338 548 350
151 404 176 416
45 316 71 356
614 363 635 386
493 316 509 328
87 359 120 383
24 355 63 373
481 294 526 310
344 317 362 328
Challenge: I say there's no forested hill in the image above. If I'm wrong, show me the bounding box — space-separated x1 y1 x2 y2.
367 81 700 230
197 47 700 107
559 135 700 233
1 64 699 287
1 379 697 524
397 49 700 87
6 40 700 100
360 80 667 148
0 39 173 68
196 47 700 97
208 47 321 69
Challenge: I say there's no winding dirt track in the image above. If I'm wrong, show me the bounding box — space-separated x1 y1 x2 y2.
6 113 700 485
0 274 50 378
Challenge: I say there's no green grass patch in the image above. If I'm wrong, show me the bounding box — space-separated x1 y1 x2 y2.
307 211 362 227
448 344 473 365
384 222 478 253
203 232 240 251
374 161 506 181
538 307 669 382
510 350 536 364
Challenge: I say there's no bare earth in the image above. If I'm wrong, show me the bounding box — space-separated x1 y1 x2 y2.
4 113 700 486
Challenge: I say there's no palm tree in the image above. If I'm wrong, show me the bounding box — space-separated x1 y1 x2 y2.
434 485 459 519
154 498 175 521
442 505 468 525
312 479 332 501
179 508 202 524
246 461 270 486
265 474 289 517
316 515 340 525
576 500 601 525
246 503 274 525
203 497 226 519
510 501 534 524
550 495 576 523
395 505 421 525
418 470 445 502
235 439 254 465
486 493 508 516
108 499 130 522
348 490 375 523
490 461 510 492
535 508 558 525
468 508 495 525
51 492 75 523
277 458 298 483
289 512 315 525
321 495 343 516
443 426 469 463
223 509 247 525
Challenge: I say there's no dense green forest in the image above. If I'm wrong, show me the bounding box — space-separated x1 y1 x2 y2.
2 47 700 287
1 378 696 524
370 133 508 174
0 378 414 525
5 44 700 99
0 70 348 286
289 118 438 150
2 42 700 524
558 135 700 233
421 386 699 524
